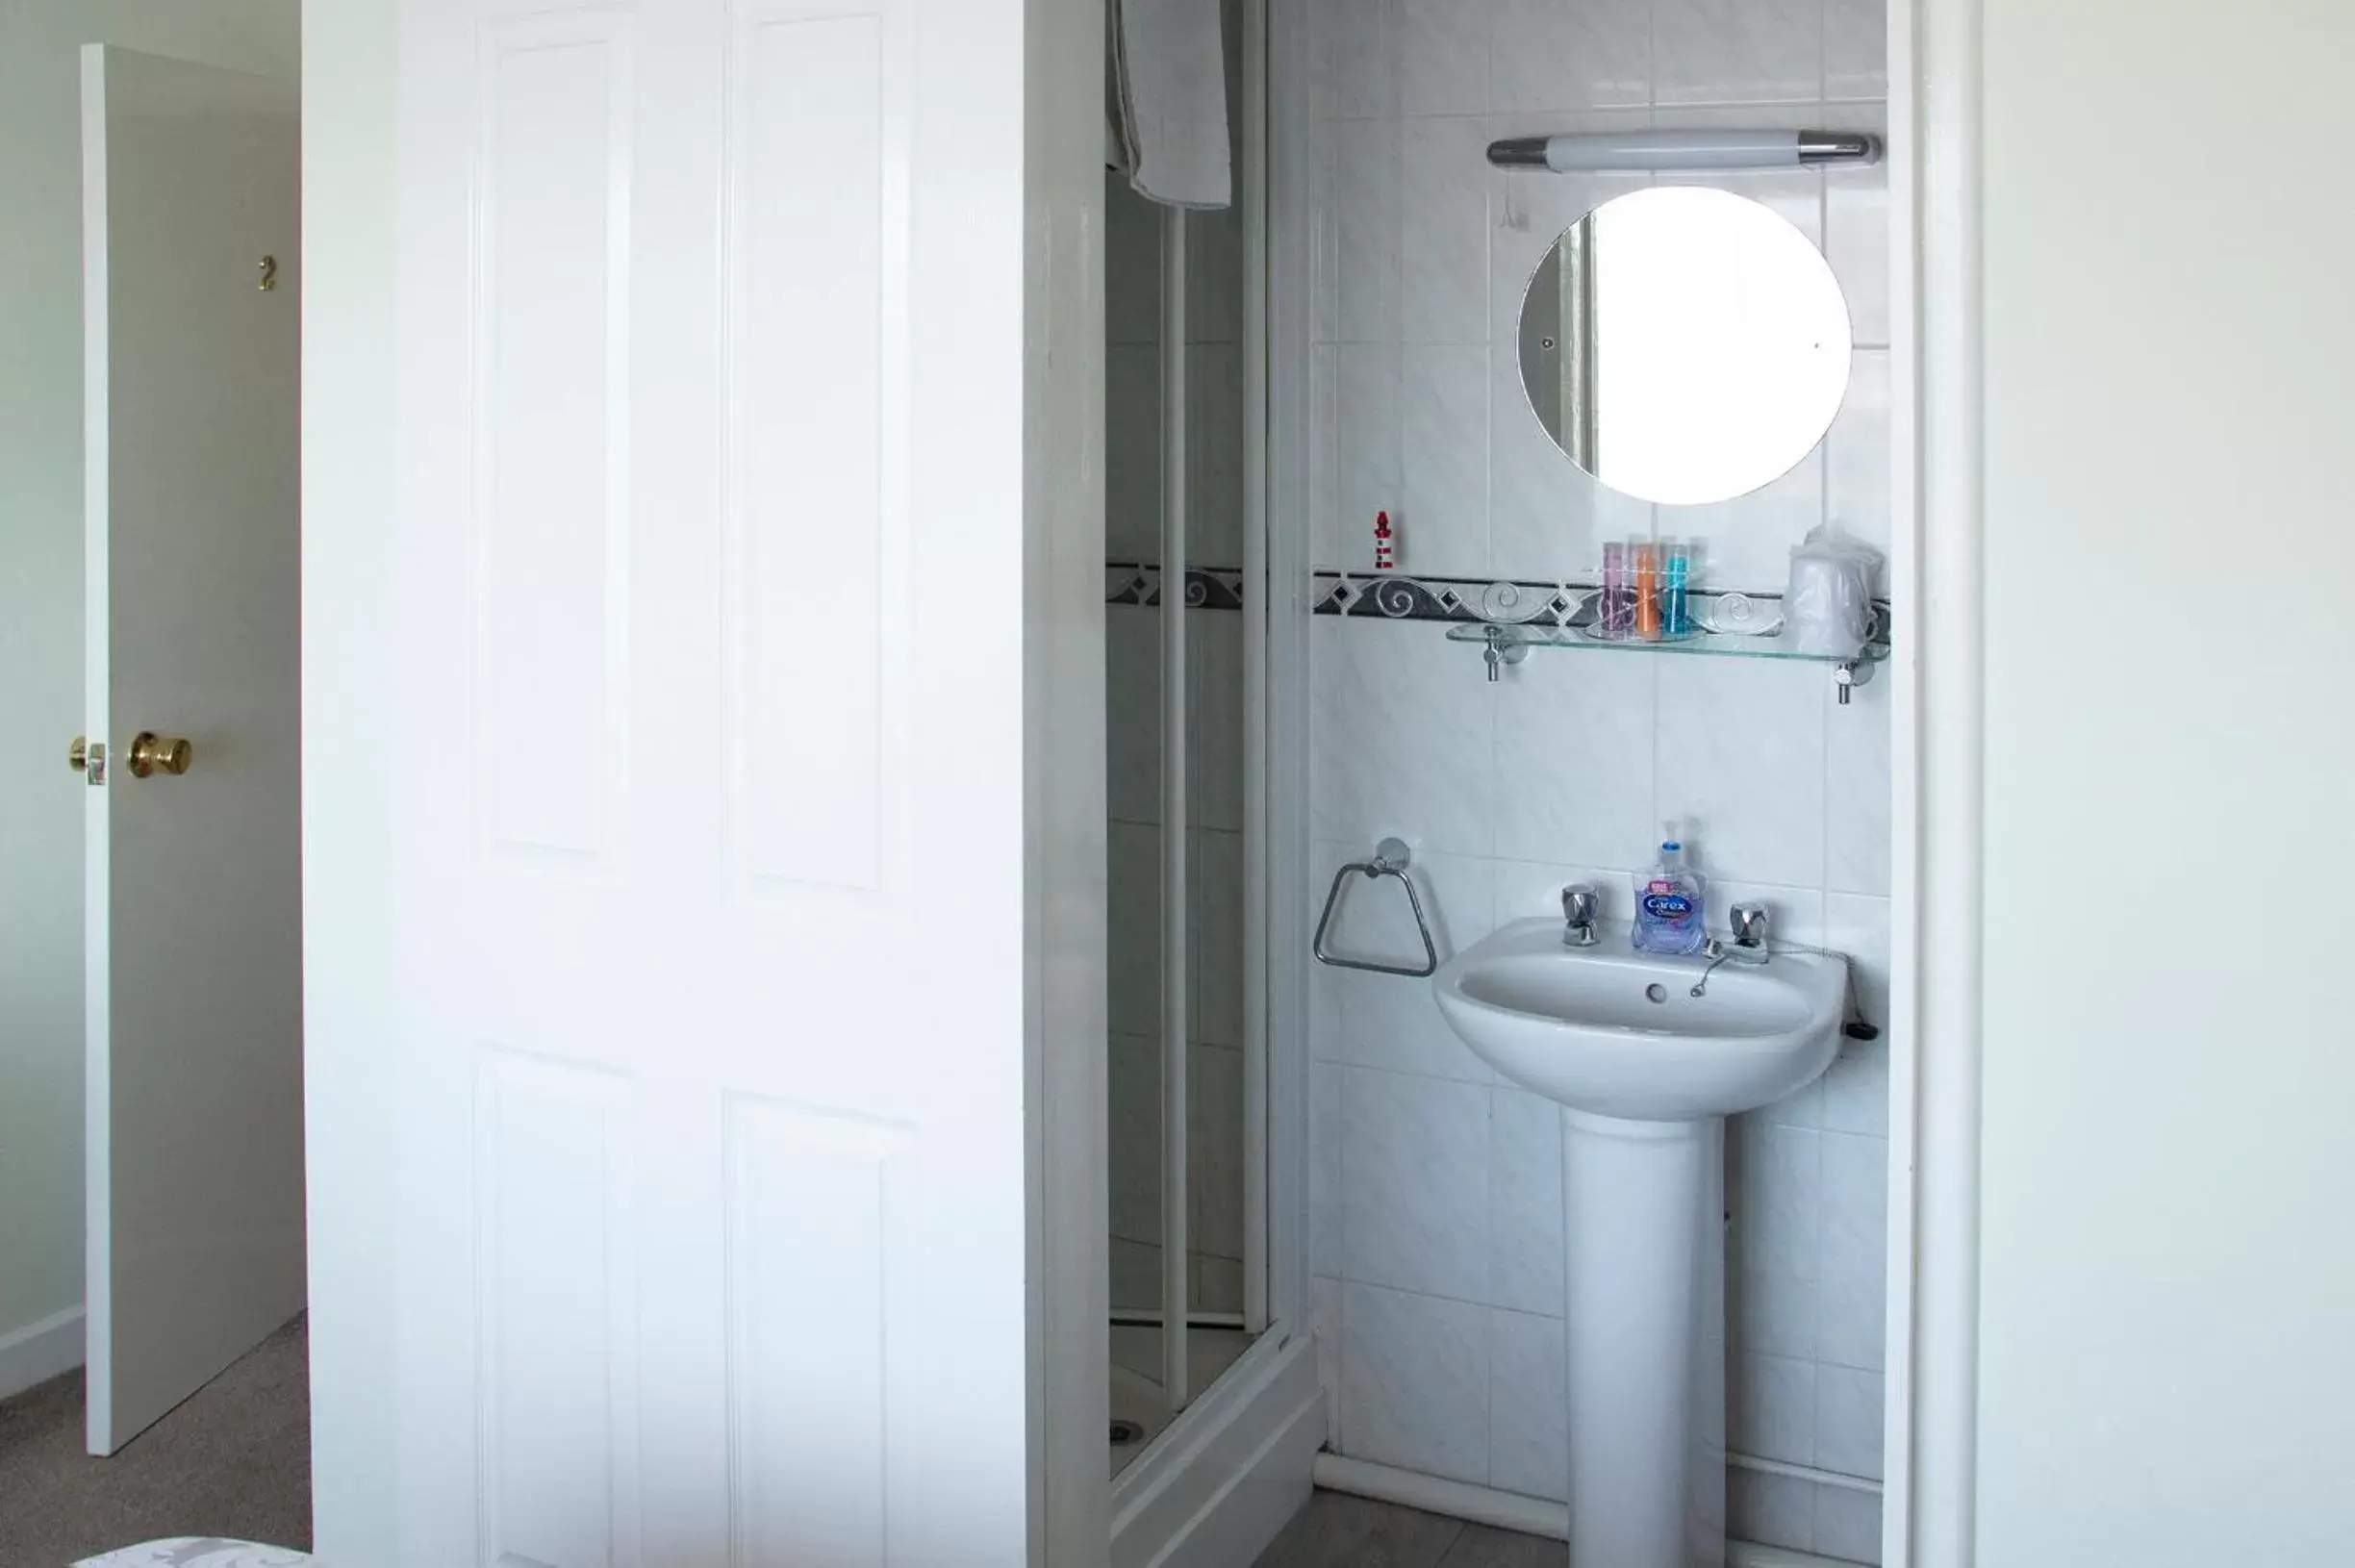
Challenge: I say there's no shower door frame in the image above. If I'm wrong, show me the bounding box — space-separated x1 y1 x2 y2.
1108 0 1325 1555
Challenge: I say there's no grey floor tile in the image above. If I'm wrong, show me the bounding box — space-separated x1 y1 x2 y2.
1253 1492 1466 1568
1434 1523 1565 1567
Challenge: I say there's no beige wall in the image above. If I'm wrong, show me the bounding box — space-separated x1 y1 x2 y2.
0 0 297 1357
1978 0 2355 1560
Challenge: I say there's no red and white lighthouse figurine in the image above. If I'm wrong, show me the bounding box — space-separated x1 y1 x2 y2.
1373 510 1396 571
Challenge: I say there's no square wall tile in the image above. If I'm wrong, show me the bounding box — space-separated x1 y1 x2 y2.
1194 830 1245 1045
1106 177 1164 347
1826 350 1893 568
1731 1119 1823 1285
1107 821 1163 1038
1488 0 1648 112
1492 650 1658 871
1111 1236 1159 1312
1310 344 1342 562
1654 0 1824 106
1820 1034 1889 1139
1190 1042 1246 1261
1400 343 1492 574
1336 342 1403 566
1396 0 1491 117
1313 0 1393 120
1401 117 1492 344
1655 658 1829 889
1814 1364 1886 1480
1489 1307 1569 1500
1488 1084 1564 1316
1825 666 1892 898
1196 1254 1245 1314
1826 172 1891 349
1106 344 1163 559
1732 1352 1817 1466
1311 1275 1345 1444
1340 1280 1490 1483
1342 1066 1493 1301
1110 1030 1162 1246
1190 614 1248 833
1817 1130 1889 1374
1336 122 1402 342
1188 342 1247 567
1311 1062 1345 1277
1187 198 1245 345
1813 1483 1885 1564
1729 1467 1814 1555
1310 616 1498 858
1824 0 1891 102
1824 893 1892 1031
1105 605 1161 826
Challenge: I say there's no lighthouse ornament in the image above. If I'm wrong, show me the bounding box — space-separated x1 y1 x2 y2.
1373 510 1396 572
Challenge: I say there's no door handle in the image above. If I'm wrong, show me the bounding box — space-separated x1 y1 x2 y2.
127 732 193 778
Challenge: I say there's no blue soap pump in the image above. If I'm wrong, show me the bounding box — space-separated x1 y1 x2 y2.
1633 829 1708 956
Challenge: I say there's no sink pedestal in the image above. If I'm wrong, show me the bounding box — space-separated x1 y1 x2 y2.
1559 1107 1727 1568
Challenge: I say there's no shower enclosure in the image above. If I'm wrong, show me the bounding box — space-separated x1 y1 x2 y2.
1103 0 1271 1476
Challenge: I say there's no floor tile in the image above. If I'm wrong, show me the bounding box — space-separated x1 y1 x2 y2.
1253 1492 1466 1568
1435 1522 1565 1566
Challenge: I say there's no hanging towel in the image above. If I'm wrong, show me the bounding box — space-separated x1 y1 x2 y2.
1108 0 1232 210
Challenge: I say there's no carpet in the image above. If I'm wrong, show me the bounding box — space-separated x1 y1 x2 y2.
0 1316 310 1567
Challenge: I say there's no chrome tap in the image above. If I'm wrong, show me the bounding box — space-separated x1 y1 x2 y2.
1560 884 1600 947
1726 902 1772 963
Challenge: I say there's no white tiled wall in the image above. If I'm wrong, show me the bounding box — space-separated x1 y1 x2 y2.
1293 0 1893 1559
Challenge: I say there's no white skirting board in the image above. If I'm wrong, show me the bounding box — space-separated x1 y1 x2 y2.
0 1305 86 1401
1310 1454 1870 1568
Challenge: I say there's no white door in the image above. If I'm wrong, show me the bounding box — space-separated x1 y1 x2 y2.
79 44 304 1456
302 1 1100 1563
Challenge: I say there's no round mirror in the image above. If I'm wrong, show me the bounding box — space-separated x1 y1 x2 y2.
1515 186 1851 507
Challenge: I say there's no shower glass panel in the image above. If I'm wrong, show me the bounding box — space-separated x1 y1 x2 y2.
1105 0 1256 1476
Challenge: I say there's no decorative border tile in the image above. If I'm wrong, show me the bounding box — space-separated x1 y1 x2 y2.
1312 571 1893 641
1106 562 1247 610
1313 571 1586 625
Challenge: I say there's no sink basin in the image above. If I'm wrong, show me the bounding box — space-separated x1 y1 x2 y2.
1433 917 1847 1123
1432 915 1852 1568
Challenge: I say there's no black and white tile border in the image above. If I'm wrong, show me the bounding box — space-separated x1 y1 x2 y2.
1311 570 1893 641
1313 571 1587 624
1105 562 1247 610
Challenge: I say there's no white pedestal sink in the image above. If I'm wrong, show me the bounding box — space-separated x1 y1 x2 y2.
1433 918 1847 1568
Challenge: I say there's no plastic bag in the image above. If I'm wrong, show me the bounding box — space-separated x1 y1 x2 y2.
1785 524 1883 657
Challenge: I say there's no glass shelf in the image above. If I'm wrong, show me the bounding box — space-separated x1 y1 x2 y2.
1444 620 1888 667
1447 619 1888 700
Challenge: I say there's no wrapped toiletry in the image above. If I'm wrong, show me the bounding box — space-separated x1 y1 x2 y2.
1785 524 1883 657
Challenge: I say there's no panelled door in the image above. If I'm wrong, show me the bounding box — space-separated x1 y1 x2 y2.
304 1 1066 1561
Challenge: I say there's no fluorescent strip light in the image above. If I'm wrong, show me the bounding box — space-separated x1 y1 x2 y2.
1485 129 1882 172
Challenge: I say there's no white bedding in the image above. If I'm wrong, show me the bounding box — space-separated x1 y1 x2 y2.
74 1542 316 1568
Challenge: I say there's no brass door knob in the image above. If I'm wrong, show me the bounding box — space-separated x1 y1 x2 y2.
69 736 88 771
128 732 192 778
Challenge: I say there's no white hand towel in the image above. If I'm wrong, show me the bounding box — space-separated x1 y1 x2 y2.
1109 0 1232 210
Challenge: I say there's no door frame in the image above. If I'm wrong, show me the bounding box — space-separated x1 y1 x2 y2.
1886 0 1986 1564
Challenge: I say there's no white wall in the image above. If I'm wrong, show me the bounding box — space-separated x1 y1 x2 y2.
1976 2 2355 1562
0 0 297 1372
1288 1 1893 1558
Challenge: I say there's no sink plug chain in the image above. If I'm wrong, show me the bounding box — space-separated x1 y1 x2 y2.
1689 942 1735 998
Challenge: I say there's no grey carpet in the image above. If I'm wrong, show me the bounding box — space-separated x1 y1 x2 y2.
0 1316 310 1567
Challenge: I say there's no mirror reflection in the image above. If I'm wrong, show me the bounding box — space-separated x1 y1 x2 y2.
1516 186 1852 507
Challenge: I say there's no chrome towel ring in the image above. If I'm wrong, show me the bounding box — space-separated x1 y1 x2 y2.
1312 837 1440 978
